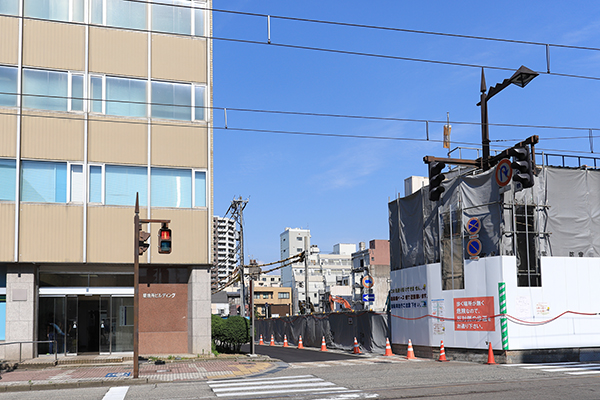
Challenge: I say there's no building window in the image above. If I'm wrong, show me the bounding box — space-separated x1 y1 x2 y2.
68 164 84 202
440 208 464 290
193 170 206 207
151 81 205 121
22 69 83 112
262 293 270 299
516 205 541 287
152 0 205 36
0 1 19 15
91 0 146 30
89 164 104 203
0 159 16 201
89 75 147 118
25 0 85 23
278 292 289 299
296 237 302 241
21 160 67 203
151 167 191 208
104 165 147 206
0 66 18 107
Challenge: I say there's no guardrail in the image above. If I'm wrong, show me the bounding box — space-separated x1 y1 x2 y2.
0 340 57 364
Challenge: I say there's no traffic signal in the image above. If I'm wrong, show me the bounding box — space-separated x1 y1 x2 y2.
428 161 446 201
158 223 172 254
509 146 534 188
139 229 150 255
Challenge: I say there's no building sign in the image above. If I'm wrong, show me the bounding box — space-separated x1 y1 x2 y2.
143 293 176 299
390 284 427 310
454 296 494 331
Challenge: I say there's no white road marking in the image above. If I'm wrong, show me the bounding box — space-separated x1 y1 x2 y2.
102 386 129 400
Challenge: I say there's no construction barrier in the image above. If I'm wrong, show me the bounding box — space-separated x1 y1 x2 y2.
255 311 389 353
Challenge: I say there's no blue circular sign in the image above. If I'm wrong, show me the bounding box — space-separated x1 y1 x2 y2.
466 217 481 235
467 239 482 257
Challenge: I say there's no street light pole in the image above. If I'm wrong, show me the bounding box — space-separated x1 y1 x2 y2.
480 69 490 171
478 65 539 171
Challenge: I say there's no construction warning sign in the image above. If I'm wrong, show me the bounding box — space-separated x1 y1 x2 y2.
454 296 495 331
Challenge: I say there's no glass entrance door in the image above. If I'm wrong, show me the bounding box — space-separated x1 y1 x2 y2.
77 295 100 354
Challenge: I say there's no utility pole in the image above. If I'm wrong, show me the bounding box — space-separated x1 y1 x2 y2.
226 197 248 316
304 237 309 313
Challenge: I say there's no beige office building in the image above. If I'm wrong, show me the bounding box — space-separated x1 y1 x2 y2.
0 0 213 358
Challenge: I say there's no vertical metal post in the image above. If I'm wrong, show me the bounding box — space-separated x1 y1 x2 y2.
480 69 490 171
250 278 254 354
239 203 245 317
304 237 309 312
133 194 140 379
19 343 22 363
525 196 531 287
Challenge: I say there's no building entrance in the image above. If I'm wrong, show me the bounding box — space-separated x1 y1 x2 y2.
38 295 133 356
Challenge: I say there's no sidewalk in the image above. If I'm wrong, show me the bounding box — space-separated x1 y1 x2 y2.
0 354 277 392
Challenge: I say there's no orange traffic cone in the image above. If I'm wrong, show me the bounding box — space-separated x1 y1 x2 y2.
486 342 496 365
298 335 304 349
320 336 328 351
270 334 275 346
384 338 393 356
283 335 289 347
259 334 264 345
438 340 448 362
406 339 416 360
353 337 361 354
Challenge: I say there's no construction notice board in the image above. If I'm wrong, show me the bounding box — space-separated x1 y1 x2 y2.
454 296 495 331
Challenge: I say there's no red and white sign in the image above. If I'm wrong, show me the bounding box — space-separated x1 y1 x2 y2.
454 296 495 331
495 159 513 187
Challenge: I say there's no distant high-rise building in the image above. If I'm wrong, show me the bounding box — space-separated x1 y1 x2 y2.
212 216 238 289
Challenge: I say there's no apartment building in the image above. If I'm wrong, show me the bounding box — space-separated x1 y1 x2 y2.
0 0 212 358
212 216 238 289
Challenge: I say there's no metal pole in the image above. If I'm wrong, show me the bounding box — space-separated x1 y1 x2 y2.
304 237 309 313
480 69 490 171
250 278 254 354
239 200 245 317
133 194 140 379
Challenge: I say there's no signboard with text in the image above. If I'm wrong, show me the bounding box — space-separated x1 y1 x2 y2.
454 296 495 331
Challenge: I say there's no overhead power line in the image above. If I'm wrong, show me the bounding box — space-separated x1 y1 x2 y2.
0 108 598 156
4 10 600 82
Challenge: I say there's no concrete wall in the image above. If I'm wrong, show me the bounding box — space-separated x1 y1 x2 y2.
188 267 211 355
5 266 36 360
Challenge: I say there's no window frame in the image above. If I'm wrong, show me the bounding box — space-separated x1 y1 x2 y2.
88 163 105 204
150 80 206 122
66 162 84 203
151 0 206 36
192 169 207 208
68 72 84 112
24 0 85 23
20 159 68 204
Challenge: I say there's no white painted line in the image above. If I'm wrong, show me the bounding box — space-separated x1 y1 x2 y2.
503 362 581 367
208 374 314 384
568 370 600 375
212 381 335 393
214 386 353 397
521 363 586 369
543 364 600 372
102 386 129 400
209 377 323 388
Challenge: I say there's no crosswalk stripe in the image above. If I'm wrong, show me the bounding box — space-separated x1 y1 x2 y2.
212 382 336 393
209 377 324 388
207 374 369 398
214 386 354 397
504 362 600 377
208 374 314 384
102 386 129 400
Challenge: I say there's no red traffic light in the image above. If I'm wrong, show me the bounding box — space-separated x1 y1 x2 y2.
158 224 172 254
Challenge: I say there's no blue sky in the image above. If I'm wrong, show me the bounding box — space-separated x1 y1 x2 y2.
212 1 600 265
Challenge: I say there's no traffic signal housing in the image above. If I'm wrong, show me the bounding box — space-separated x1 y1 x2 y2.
139 229 150 255
158 223 172 254
509 146 534 188
428 161 446 201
